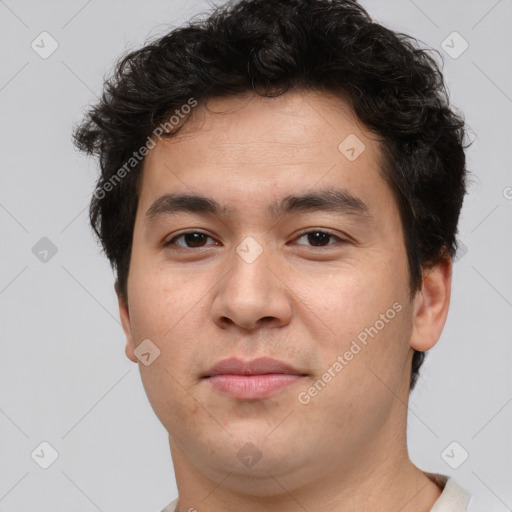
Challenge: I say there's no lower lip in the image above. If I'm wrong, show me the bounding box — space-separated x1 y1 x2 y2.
206 374 303 399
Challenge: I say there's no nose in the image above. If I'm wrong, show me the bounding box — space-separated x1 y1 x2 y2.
210 240 293 331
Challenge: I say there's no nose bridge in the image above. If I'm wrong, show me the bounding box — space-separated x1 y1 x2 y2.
211 234 292 330
234 234 271 293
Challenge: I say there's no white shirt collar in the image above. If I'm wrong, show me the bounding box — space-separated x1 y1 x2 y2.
161 475 472 512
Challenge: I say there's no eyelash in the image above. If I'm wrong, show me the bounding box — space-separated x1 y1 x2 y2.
163 229 347 249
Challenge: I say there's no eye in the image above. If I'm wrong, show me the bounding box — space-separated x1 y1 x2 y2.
294 230 346 248
164 231 218 249
163 229 347 250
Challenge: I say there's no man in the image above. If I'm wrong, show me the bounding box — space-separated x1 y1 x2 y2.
73 0 473 510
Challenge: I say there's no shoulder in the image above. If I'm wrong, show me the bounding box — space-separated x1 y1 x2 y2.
427 474 472 512
159 497 178 512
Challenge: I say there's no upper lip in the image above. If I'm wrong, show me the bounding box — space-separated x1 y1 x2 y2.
202 357 305 378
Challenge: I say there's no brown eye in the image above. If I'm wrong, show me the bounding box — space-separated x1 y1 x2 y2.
295 230 345 248
165 232 216 248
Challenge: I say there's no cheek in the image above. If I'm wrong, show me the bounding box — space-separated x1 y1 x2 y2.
297 265 412 405
128 258 203 339
125 265 199 381
296 305 412 447
302 264 404 342
126 268 206 431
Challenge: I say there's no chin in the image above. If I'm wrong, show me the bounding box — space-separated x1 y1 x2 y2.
201 453 311 498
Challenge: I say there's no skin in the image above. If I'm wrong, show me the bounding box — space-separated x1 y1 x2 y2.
117 90 452 512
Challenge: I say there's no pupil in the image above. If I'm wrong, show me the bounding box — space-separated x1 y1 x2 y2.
186 233 206 247
308 232 329 246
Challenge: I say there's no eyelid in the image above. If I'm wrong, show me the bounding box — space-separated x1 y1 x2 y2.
293 229 348 247
294 228 345 239
163 230 215 247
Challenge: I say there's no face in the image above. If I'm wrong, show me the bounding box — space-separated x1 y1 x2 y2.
118 90 450 495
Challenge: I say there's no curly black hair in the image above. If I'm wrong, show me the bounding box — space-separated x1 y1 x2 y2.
73 0 469 391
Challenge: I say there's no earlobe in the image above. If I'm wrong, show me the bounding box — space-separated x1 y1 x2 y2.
410 254 452 352
115 283 138 363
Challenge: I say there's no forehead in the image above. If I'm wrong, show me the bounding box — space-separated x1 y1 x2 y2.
138 90 394 221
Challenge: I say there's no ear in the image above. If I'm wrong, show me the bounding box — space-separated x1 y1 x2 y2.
410 253 452 352
115 281 138 363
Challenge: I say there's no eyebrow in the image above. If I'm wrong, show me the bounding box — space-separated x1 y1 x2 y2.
145 188 370 224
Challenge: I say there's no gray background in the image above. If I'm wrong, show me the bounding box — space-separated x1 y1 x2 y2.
0 0 511 511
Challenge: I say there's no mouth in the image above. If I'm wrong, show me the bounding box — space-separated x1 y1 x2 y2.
202 357 308 400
